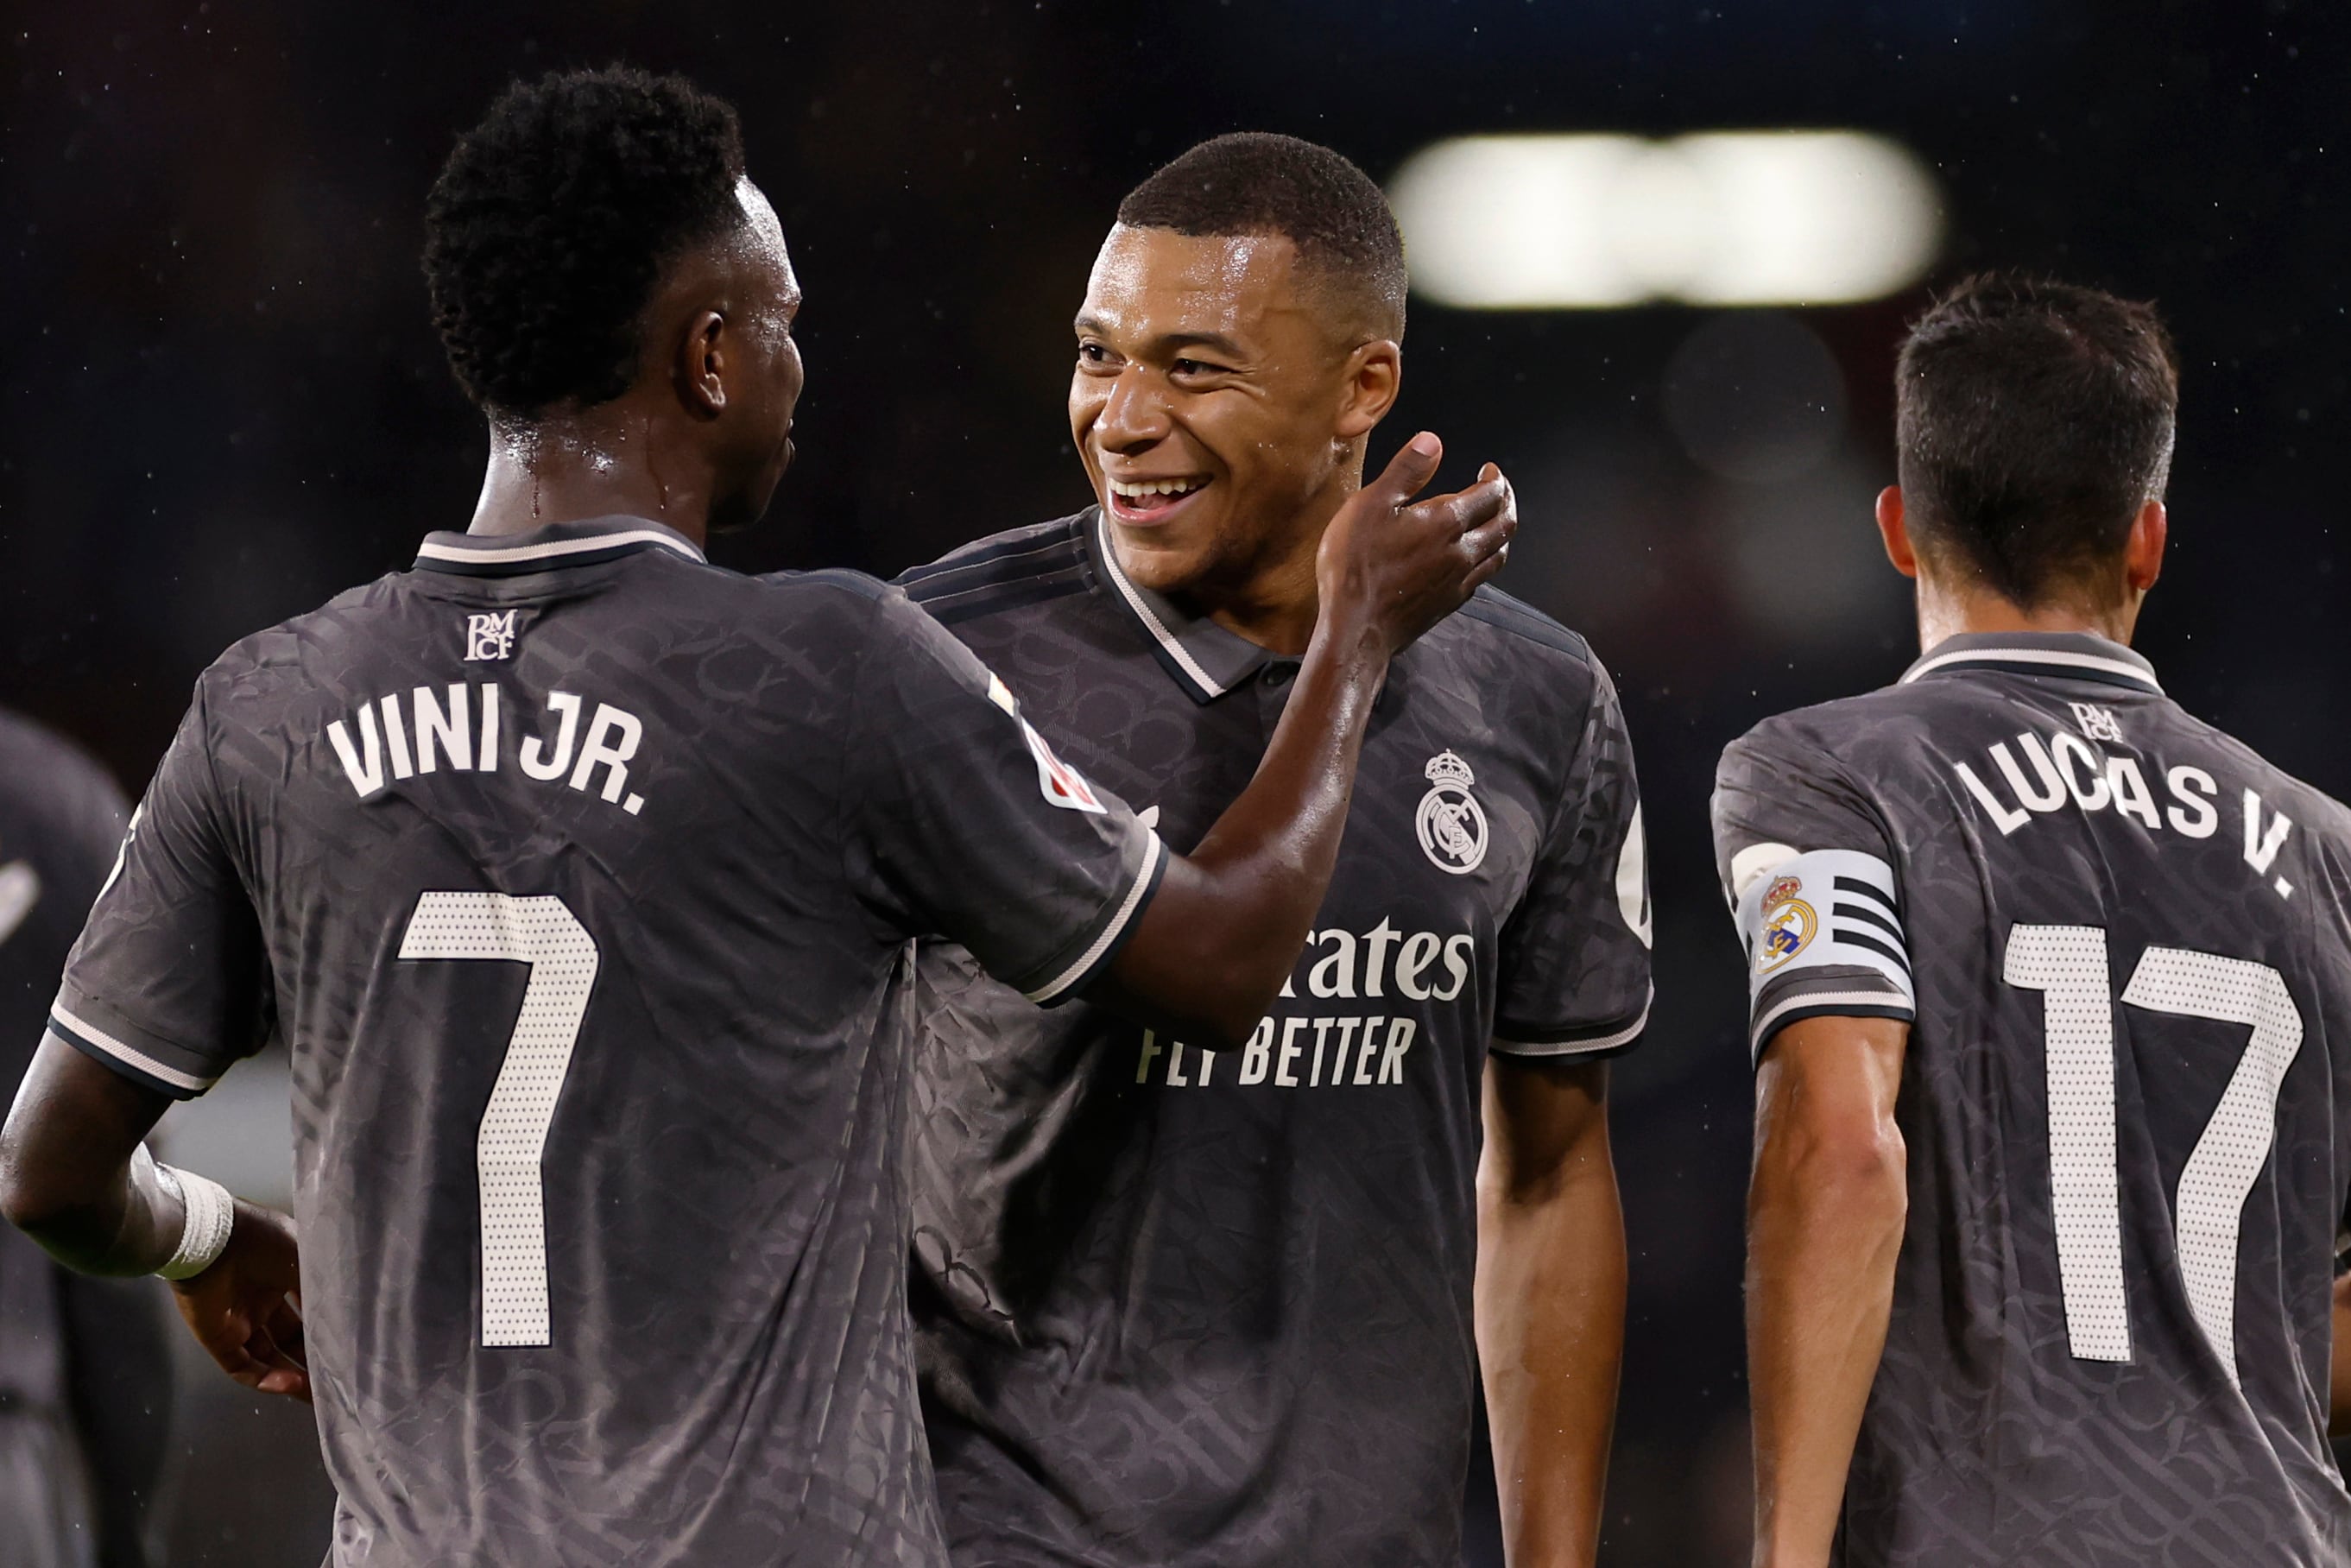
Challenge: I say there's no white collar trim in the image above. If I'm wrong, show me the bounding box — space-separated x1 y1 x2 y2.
417 528 705 568
1901 643 2160 692
1092 513 1227 699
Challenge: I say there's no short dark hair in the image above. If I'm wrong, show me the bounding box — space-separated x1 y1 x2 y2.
423 67 748 418
1117 132 1407 340
1895 273 2179 606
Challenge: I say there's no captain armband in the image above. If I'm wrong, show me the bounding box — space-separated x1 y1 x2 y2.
1733 846 1915 1057
133 1143 236 1281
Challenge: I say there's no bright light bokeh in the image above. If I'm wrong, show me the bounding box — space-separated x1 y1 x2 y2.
1389 131 1944 308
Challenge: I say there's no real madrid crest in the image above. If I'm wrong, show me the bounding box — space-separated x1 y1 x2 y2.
1416 749 1488 876
1755 874 1817 975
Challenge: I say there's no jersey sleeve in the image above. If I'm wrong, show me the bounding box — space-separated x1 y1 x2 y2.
47 685 273 1099
1711 716 1915 1064
844 586 1165 1005
1492 659 1654 1057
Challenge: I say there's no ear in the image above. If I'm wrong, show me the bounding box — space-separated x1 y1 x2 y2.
1333 339 1402 442
676 309 729 419
1876 485 1918 580
2124 499 2166 592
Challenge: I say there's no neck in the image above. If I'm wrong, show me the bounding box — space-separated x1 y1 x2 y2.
1195 552 1322 655
1915 578 2140 652
470 400 720 549
1179 467 1360 658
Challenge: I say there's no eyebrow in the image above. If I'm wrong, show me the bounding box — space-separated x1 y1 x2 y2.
1072 315 1248 360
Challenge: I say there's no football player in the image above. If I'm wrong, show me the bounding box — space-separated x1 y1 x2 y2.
0 74 1511 1567
899 134 1647 1568
1716 275 2351 1565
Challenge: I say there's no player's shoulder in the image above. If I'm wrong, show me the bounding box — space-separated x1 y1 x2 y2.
749 566 1012 698
753 562 895 609
195 572 414 697
753 563 939 635
1716 680 1937 796
1425 585 1609 722
2255 762 2351 845
199 553 881 692
2159 703 2351 847
1450 585 1596 668
892 512 1094 626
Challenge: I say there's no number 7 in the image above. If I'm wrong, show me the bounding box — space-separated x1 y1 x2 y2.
399 891 600 1348
2004 924 2304 1386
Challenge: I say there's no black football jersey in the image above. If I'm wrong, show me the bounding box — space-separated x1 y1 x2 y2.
0 709 130 1467
48 515 1163 1567
1712 630 2351 1566
897 510 1652 1568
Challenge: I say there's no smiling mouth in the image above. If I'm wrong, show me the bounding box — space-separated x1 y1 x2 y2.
1104 475 1209 524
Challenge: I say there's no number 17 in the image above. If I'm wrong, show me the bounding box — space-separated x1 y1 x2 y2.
2004 924 2304 1387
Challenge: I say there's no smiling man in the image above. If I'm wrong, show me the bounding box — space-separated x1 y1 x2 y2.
0 84 1513 1567
898 135 1651 1568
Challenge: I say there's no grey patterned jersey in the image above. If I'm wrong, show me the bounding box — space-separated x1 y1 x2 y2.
897 510 1651 1568
47 515 1163 1568
0 711 128 1427
1711 630 2351 1567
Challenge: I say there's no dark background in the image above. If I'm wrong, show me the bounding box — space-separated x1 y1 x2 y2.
6 2 2348 1564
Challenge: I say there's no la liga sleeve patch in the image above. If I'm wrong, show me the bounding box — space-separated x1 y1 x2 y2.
1020 716 1105 814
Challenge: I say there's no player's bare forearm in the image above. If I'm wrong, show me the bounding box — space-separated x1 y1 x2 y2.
2329 1272 2351 1437
1103 434 1515 1045
1747 1015 1909 1568
1108 610 1384 1044
1476 1056 1622 1568
0 1033 181 1275
3 1034 311 1400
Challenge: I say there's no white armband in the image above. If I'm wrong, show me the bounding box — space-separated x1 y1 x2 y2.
1735 846 1915 1008
136 1144 236 1281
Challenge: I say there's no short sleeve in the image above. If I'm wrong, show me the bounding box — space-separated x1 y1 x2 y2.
48 686 273 1099
1711 717 1915 1064
844 588 1164 1004
1492 660 1654 1057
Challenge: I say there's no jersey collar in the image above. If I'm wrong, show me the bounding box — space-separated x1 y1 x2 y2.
1083 508 1279 704
412 515 708 578
1900 630 2162 695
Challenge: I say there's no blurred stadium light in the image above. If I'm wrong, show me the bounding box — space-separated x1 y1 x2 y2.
1389 132 1943 308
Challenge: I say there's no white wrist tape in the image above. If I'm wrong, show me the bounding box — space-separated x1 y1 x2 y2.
138 1147 236 1280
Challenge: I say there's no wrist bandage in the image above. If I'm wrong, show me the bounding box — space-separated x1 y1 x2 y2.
135 1145 236 1280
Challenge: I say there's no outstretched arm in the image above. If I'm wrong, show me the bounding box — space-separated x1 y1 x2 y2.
1099 436 1515 1045
1747 1014 1909 1568
1476 1055 1622 1568
3 1040 309 1400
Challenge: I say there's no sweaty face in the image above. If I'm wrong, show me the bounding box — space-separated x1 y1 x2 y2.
1071 225 1365 597
713 179 806 531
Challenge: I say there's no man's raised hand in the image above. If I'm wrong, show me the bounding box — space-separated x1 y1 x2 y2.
1316 433 1517 661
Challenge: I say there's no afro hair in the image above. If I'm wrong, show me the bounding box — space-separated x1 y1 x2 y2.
423 66 748 418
